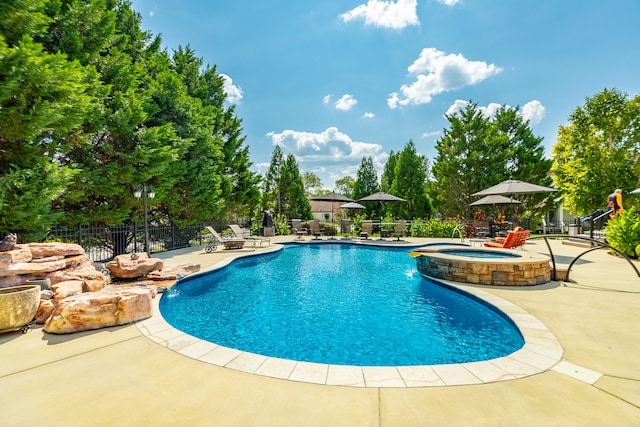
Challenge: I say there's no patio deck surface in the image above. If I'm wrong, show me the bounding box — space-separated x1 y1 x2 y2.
1 236 638 426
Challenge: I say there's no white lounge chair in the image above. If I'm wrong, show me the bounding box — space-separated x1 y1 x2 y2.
228 224 270 247
204 226 255 252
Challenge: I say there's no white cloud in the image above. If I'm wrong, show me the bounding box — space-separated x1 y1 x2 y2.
323 94 331 104
341 0 419 30
445 100 546 126
388 48 503 108
521 100 546 125
265 127 390 190
220 74 243 105
335 94 358 111
421 130 441 139
362 112 375 118
149 11 154 17
437 0 461 6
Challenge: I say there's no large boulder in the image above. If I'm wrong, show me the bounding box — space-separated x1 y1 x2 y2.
106 253 164 279
0 245 32 268
43 286 156 334
28 242 84 258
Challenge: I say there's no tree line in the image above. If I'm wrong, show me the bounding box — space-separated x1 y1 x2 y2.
2 1 638 240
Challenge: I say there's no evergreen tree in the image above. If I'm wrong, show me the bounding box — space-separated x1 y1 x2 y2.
0 28 99 238
380 150 397 193
263 146 285 213
353 156 379 216
432 102 551 219
389 141 432 219
283 155 312 219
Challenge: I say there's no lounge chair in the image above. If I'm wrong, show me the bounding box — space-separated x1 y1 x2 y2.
309 220 324 239
228 224 270 247
359 220 373 239
392 220 406 240
484 228 529 250
204 226 255 252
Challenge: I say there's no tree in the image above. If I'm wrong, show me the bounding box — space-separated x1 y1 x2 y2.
263 146 285 213
0 33 99 238
283 155 312 219
334 176 355 199
553 88 640 215
380 150 397 193
302 172 322 196
389 141 433 219
432 102 552 219
353 156 379 216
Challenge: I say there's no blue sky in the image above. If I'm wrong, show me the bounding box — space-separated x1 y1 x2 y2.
130 0 640 190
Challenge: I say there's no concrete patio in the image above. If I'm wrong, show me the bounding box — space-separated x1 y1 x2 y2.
1 236 638 426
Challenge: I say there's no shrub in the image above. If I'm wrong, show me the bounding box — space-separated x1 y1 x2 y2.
605 210 640 258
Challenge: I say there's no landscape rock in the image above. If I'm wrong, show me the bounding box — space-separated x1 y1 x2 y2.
44 286 155 333
28 242 84 259
106 253 164 279
0 244 32 265
35 299 56 323
50 280 84 301
144 263 201 281
45 260 110 292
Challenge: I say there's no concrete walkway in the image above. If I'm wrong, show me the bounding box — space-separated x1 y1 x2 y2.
1 236 638 426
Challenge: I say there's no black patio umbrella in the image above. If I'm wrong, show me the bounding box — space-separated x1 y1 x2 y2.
310 192 354 229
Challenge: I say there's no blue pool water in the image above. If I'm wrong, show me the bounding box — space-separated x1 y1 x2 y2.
440 249 521 258
160 244 524 366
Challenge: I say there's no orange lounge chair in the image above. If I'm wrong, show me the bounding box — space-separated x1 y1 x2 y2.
484 229 530 249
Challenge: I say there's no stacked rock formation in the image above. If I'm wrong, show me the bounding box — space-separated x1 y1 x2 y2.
0 243 199 334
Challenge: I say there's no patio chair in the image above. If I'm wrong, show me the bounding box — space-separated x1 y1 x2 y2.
484 229 529 250
309 220 324 240
204 226 255 253
359 220 373 239
473 221 491 238
228 224 270 247
392 219 406 240
291 219 308 239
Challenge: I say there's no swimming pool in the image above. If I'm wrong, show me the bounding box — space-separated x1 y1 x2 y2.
160 244 524 366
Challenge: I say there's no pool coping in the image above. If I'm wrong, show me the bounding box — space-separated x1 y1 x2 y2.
136 245 564 388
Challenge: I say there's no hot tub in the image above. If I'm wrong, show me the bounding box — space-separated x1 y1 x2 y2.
411 245 551 286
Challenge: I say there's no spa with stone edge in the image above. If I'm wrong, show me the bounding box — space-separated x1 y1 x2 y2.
411 245 551 286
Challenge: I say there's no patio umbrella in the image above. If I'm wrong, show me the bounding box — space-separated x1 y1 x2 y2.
358 191 406 203
358 191 406 222
472 179 555 221
310 192 354 229
339 202 365 209
630 188 640 195
470 195 522 206
472 179 557 196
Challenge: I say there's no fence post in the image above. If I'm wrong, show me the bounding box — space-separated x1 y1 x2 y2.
77 224 82 246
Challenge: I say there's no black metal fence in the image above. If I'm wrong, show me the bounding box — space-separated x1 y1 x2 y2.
44 220 228 263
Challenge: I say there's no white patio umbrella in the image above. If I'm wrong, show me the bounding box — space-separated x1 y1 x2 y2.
470 195 522 206
630 188 640 195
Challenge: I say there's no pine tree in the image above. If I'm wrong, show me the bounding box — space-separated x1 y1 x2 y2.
353 156 379 217
389 141 432 219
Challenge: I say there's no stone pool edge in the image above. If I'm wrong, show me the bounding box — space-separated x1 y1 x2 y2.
135 252 564 388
